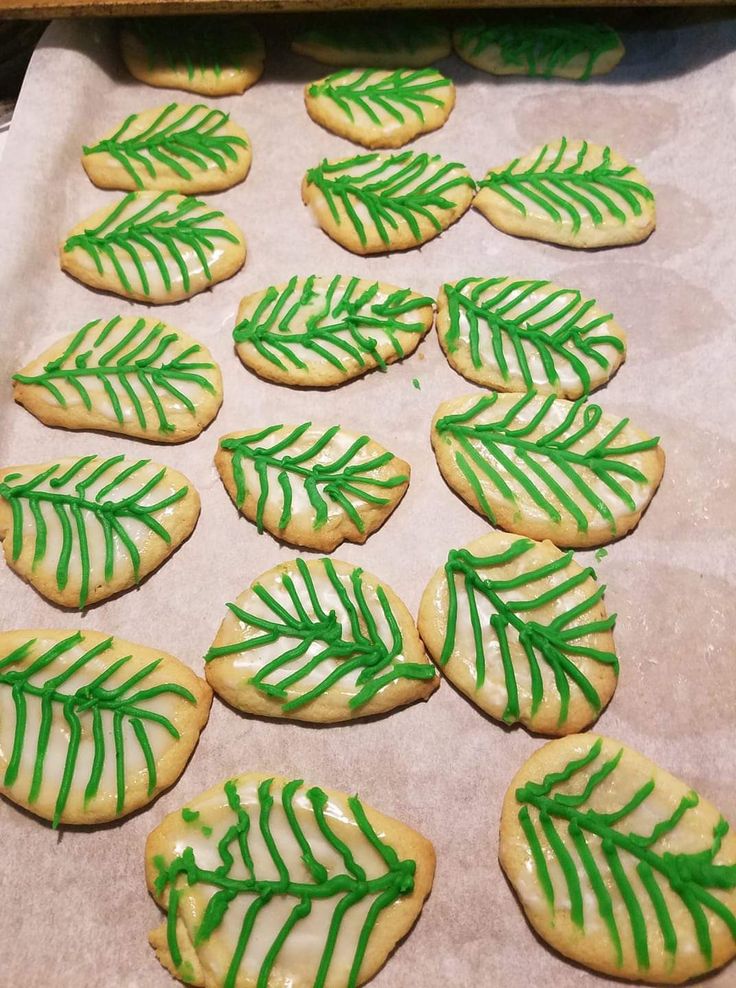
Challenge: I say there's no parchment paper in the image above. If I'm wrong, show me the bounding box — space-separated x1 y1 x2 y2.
1 13 735 987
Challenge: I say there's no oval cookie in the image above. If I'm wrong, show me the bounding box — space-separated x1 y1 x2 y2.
0 454 200 608
60 191 246 304
0 629 211 827
205 557 437 722
453 16 624 80
120 16 265 96
233 274 434 387
13 315 223 442
475 138 656 248
303 150 476 255
305 68 455 149
147 773 435 988
82 103 252 194
418 531 617 734
431 391 664 548
291 12 451 67
437 276 626 398
500 734 736 983
215 422 410 551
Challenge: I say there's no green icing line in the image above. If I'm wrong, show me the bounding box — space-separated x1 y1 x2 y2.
182 807 200 822
205 557 435 711
129 16 261 80
233 275 433 376
308 68 451 127
595 547 608 561
435 391 660 535
517 738 736 971
0 632 196 827
478 137 654 234
457 16 620 81
155 777 417 988
63 191 241 298
442 276 624 395
439 538 617 726
0 454 189 607
296 12 447 56
305 150 476 248
83 104 248 189
219 422 408 535
14 316 217 434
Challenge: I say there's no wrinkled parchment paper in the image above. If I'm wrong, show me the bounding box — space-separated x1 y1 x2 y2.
1 13 736 987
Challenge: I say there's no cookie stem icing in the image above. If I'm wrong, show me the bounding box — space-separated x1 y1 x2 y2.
234 275 432 375
439 539 617 725
516 738 736 969
305 151 476 247
220 424 408 535
83 104 248 189
308 68 451 126
153 777 417 988
206 557 434 710
0 632 196 827
14 316 217 434
478 138 654 233
435 392 660 534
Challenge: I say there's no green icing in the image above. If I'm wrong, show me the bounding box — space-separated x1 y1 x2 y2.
154 777 416 988
233 275 432 377
442 276 624 395
182 808 200 822
308 68 451 127
0 632 196 827
63 191 241 298
0 454 189 607
439 538 617 726
595 547 608 561
129 16 261 80
296 12 448 57
412 378 421 390
83 104 248 190
205 557 434 711
456 16 620 81
14 316 217 434
305 151 476 248
220 423 408 536
478 137 654 234
517 738 736 970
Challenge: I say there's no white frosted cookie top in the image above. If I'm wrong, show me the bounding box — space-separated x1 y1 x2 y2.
233 275 433 387
500 734 736 983
60 191 245 303
0 454 198 607
437 276 626 398
432 391 664 547
206 557 435 721
14 315 222 439
0 629 210 825
147 773 434 988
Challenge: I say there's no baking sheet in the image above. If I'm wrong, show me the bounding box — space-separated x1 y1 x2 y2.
1 14 735 987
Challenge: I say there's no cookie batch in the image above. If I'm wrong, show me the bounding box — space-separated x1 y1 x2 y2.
2 11 732 988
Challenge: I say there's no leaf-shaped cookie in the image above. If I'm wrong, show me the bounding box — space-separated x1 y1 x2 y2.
418 531 617 734
437 277 626 398
82 103 252 194
147 774 435 987
216 423 410 551
233 274 434 387
453 16 624 80
475 138 656 248
305 68 455 149
0 454 199 608
291 12 451 67
432 391 664 547
0 629 211 827
60 191 246 304
120 16 265 96
303 150 476 255
13 315 223 442
206 557 437 722
500 734 736 983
